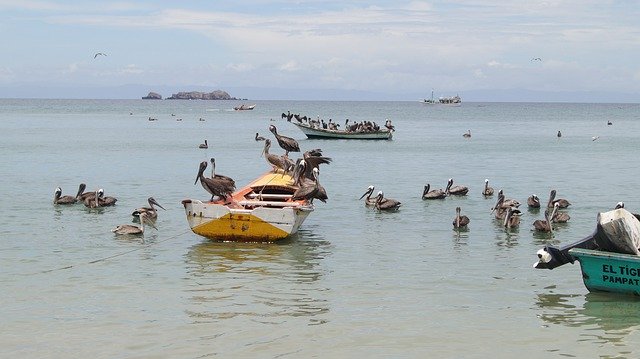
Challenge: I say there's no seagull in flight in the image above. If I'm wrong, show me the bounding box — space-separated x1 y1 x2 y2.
532 57 542 61
94 52 107 59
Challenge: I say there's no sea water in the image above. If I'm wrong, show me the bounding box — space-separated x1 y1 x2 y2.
1 99 640 358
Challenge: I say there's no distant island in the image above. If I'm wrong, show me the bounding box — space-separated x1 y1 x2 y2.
142 90 240 100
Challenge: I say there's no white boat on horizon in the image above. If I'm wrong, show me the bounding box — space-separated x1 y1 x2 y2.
420 90 462 106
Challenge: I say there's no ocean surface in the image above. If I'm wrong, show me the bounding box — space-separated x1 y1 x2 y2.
2 99 640 358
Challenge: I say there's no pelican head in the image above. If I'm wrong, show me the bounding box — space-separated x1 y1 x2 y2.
194 161 207 185
376 190 384 201
261 139 271 157
149 197 166 211
485 179 489 184
359 185 375 200
269 124 277 134
615 202 625 209
422 184 431 196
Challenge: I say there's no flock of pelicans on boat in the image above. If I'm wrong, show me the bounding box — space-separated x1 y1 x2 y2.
359 178 573 232
281 111 395 133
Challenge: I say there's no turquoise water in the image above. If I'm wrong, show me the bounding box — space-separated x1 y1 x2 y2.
2 99 640 357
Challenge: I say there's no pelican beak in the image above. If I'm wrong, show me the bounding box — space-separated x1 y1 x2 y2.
359 189 370 200
194 175 199 185
154 201 166 211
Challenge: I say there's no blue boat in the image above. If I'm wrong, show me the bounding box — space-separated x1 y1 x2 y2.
534 208 640 297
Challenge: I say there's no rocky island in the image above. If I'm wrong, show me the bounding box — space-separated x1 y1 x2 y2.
142 90 240 100
142 92 162 100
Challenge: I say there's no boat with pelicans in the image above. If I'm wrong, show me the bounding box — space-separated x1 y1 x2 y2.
290 121 393 140
182 171 314 242
534 207 640 296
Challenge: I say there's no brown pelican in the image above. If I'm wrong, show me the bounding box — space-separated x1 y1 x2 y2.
199 140 208 149
503 207 521 229
557 130 562 138
422 184 446 200
482 179 494 196
131 197 166 221
614 202 640 221
83 189 102 208
547 189 570 208
76 183 95 202
607 120 613 125
527 194 540 208
112 213 157 236
445 178 468 196
53 187 77 205
551 202 570 223
262 139 287 173
99 189 117 207
533 207 556 232
374 191 401 211
209 158 236 188
255 133 266 141
495 189 520 208
463 130 471 138
359 185 377 206
292 167 320 202
194 161 234 202
269 124 300 156
453 206 470 228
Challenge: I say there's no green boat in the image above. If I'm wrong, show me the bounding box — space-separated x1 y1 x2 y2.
534 207 640 297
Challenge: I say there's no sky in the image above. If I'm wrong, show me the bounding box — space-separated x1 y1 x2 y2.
1 0 639 101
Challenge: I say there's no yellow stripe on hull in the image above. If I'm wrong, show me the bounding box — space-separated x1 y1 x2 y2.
191 212 290 242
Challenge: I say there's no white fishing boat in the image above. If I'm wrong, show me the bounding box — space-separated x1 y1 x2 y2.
291 121 393 140
182 171 313 242
234 104 256 111
420 90 462 106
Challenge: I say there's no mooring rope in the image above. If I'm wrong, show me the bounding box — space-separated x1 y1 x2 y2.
26 229 192 276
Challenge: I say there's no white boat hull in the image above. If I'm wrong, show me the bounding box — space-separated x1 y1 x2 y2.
291 122 393 140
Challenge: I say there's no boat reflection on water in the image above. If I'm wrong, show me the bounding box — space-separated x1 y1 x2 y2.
535 291 640 347
183 228 330 325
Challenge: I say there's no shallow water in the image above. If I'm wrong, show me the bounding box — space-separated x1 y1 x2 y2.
2 99 640 357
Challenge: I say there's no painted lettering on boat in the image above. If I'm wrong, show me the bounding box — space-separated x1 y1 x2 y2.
601 264 640 286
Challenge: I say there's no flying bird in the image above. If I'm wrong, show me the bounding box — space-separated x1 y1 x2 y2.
94 52 107 59
532 57 542 61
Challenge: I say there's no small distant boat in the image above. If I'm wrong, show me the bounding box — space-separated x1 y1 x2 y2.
534 208 640 296
234 104 256 111
420 90 462 106
291 121 393 140
182 171 313 242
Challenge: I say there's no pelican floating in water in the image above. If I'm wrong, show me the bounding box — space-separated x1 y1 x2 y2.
199 140 208 149
269 124 300 156
533 207 556 232
131 197 166 221
453 206 470 228
482 179 494 197
76 183 95 202
99 190 117 206
527 194 540 208
446 178 468 196
112 213 157 236
503 207 521 229
194 161 234 202
422 183 446 200
557 130 562 138
83 189 102 208
463 130 471 138
53 187 77 205
359 185 377 206
255 133 266 141
551 202 570 223
374 191 401 211
547 189 570 208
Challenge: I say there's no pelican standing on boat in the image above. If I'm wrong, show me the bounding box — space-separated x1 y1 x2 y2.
374 191 401 211
269 124 300 156
292 167 320 202
53 187 77 205
262 139 288 173
194 161 234 202
209 158 236 188
199 140 208 149
547 189 571 208
112 213 157 236
422 183 446 200
359 185 377 206
453 206 470 229
482 179 494 196
446 178 469 196
131 197 166 221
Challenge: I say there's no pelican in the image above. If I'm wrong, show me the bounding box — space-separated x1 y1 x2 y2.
482 179 494 196
614 202 640 221
463 130 471 138
76 183 95 202
592 136 599 141
199 140 208 149
53 187 77 205
112 213 157 236
83 189 102 208
194 161 234 202
269 124 300 156
292 167 320 202
503 207 521 229
607 121 613 126
422 183 446 200
359 185 377 206
209 158 236 188
255 133 266 141
557 130 562 138
262 139 287 173
446 178 468 196
533 207 556 232
551 202 570 223
527 194 540 208
547 189 570 208
495 189 520 208
374 191 401 211
131 197 166 221
99 189 117 206
453 207 470 229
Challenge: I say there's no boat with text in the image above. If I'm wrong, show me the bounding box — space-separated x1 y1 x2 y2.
291 121 393 140
534 207 640 296
182 171 313 242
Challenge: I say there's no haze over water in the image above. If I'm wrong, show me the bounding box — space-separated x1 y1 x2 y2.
2 99 640 358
